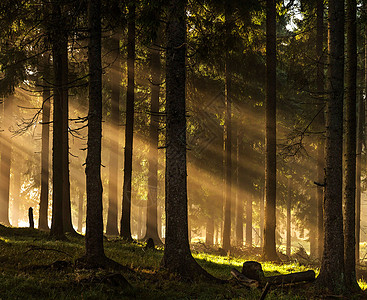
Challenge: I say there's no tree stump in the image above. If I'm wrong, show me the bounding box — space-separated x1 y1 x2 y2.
28 207 34 229
242 261 266 283
145 238 155 250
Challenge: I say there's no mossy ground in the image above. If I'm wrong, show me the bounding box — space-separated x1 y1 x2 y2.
0 226 365 299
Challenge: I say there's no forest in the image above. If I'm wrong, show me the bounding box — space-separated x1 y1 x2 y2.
0 0 366 299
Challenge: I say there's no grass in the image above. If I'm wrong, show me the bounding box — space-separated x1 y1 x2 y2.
0 226 364 299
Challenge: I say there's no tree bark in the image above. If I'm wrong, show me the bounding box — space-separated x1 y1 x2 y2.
344 0 359 291
286 177 291 257
316 0 325 261
143 30 162 245
0 99 12 226
84 0 105 260
77 188 84 233
161 0 218 281
50 1 65 239
39 69 51 231
120 0 135 240
11 164 21 227
263 0 278 261
260 187 264 248
246 195 253 247
358 5 367 265
106 33 121 236
61 34 76 235
235 133 243 247
316 0 346 293
222 0 232 252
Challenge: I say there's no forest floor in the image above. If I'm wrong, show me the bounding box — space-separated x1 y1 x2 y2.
0 226 366 299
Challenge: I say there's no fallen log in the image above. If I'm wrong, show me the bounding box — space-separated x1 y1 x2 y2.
230 268 259 288
266 270 315 285
241 261 315 286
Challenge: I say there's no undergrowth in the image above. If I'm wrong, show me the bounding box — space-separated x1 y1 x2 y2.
0 226 364 299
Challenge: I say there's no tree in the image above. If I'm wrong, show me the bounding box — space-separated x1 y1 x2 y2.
235 134 243 247
79 0 115 267
61 32 77 235
38 60 51 231
222 0 233 252
344 0 359 291
50 1 66 240
0 98 12 226
120 0 135 240
106 33 121 236
161 0 218 280
77 188 84 233
263 0 278 261
143 29 163 245
316 0 325 260
316 0 346 293
286 177 292 257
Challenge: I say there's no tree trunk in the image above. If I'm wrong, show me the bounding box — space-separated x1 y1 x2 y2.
358 7 367 266
161 0 217 281
316 0 346 293
235 133 243 247
222 0 232 252
143 31 162 245
120 0 135 240
106 33 121 236
0 99 12 226
246 195 253 248
316 0 325 261
77 188 84 233
206 214 214 246
260 187 264 248
11 165 21 227
61 34 76 235
286 177 291 257
39 71 51 231
50 1 65 239
263 0 278 261
344 0 359 291
84 0 105 261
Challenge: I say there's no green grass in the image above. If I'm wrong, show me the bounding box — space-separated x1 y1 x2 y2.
0 226 364 299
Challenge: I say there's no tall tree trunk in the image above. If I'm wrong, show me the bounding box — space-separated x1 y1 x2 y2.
344 0 359 290
316 0 346 293
161 0 216 280
84 0 105 263
39 72 51 231
358 9 367 266
77 188 84 233
143 32 162 245
235 136 243 247
316 0 325 260
286 177 292 257
263 0 278 261
206 212 214 245
106 34 121 236
120 0 135 240
246 195 253 247
61 35 76 235
222 0 232 252
260 187 264 248
157 203 162 240
50 1 65 239
0 99 12 226
11 166 21 227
